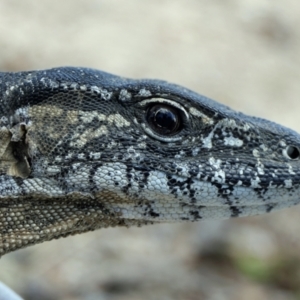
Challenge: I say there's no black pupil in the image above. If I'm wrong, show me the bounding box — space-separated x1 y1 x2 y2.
147 104 180 135
287 146 300 159
155 108 177 130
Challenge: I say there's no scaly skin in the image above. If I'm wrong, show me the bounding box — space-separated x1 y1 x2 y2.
0 67 299 256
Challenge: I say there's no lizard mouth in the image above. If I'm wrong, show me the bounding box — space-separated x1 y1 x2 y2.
177 196 300 220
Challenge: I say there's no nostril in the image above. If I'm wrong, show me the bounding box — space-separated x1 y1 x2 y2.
284 145 300 160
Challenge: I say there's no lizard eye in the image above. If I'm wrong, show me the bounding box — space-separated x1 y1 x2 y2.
138 98 188 142
147 104 181 135
284 145 300 160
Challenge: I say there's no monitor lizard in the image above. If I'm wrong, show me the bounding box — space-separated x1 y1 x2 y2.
0 67 299 256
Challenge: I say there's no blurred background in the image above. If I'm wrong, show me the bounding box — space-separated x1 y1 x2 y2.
1 0 300 299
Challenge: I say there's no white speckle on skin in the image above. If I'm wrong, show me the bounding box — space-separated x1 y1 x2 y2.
106 141 118 149
40 78 59 89
202 130 215 149
256 161 265 175
175 151 186 159
202 122 220 149
79 111 106 123
243 124 250 131
77 153 85 159
60 83 68 90
70 126 108 148
100 89 112 101
70 83 78 89
268 181 275 188
90 152 101 160
219 118 251 133
119 89 132 101
256 166 264 175
107 114 130 127
137 142 147 149
213 170 226 183
253 149 260 157
46 166 61 175
250 176 261 188
224 136 243 147
192 147 200 156
284 179 292 188
279 140 287 147
189 107 214 124
125 146 141 159
288 165 296 175
15 106 30 118
138 88 152 97
259 144 268 151
80 85 87 91
90 85 101 93
239 166 245 175
209 157 222 169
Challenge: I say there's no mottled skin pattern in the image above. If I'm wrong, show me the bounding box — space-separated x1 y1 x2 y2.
0 67 300 256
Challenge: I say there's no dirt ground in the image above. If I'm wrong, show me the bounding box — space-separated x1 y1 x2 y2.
1 0 300 299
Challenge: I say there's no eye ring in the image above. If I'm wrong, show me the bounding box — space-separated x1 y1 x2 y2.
283 145 300 160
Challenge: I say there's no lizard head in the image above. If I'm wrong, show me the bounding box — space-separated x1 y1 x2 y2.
0 67 300 255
